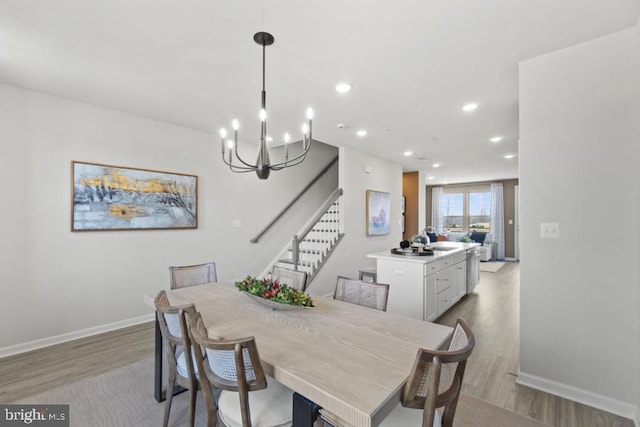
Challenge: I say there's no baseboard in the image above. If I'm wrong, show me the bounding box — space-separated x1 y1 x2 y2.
517 370 638 421
0 314 155 358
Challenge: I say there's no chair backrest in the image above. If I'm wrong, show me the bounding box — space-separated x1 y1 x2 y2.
189 311 267 427
169 261 217 289
271 266 308 292
333 276 390 311
401 318 475 427
154 290 197 378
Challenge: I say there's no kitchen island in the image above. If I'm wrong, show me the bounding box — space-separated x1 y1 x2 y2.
368 242 479 321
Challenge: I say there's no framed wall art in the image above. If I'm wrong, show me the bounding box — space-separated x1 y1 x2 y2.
72 161 197 231
366 190 391 236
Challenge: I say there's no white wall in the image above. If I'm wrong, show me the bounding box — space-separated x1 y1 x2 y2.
309 146 403 296
637 16 640 427
0 83 338 354
519 26 640 420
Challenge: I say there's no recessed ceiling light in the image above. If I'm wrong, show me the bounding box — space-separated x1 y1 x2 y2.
428 176 435 180
504 154 516 159
490 136 503 143
356 130 367 137
336 82 352 93
404 151 413 157
266 136 273 143
432 163 441 168
462 103 478 112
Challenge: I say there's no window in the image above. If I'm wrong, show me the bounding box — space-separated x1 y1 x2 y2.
440 189 491 233
442 193 463 232
469 192 491 233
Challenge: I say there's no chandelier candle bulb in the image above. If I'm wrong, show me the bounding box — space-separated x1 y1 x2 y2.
284 132 291 160
219 128 227 154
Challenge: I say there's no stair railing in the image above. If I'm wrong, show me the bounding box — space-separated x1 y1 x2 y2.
291 188 343 270
250 155 339 244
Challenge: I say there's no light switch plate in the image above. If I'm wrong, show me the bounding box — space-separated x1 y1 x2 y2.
232 219 242 228
540 222 559 238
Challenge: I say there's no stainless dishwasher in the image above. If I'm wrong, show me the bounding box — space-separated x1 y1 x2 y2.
466 247 480 292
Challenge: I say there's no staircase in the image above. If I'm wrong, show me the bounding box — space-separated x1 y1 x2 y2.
270 188 344 286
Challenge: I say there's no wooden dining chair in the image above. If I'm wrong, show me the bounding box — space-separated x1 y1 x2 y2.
333 276 390 311
320 319 475 427
188 311 293 427
379 318 476 427
270 266 308 291
154 290 199 427
169 261 217 289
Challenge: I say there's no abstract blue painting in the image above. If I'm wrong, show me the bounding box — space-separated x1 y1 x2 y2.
72 161 197 231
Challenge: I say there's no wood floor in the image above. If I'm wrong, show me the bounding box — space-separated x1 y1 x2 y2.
437 262 634 427
0 263 634 426
0 322 155 403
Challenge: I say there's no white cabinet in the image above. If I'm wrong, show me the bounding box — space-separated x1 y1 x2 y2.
436 286 452 317
370 244 479 321
424 273 437 322
451 261 467 303
377 259 425 320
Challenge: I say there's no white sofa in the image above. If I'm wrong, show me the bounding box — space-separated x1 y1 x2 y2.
474 232 494 261
441 231 493 261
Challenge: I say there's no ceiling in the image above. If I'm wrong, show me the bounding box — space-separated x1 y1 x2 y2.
1 1 638 184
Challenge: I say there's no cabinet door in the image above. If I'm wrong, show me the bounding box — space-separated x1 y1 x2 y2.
424 274 437 322
452 261 467 303
435 267 451 293
437 287 452 317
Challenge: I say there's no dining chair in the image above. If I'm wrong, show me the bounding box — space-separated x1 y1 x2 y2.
333 276 390 311
188 311 293 427
154 290 200 427
270 266 308 291
169 261 217 289
319 319 475 427
379 318 476 427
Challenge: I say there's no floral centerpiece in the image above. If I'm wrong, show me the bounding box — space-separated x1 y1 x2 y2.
235 276 314 308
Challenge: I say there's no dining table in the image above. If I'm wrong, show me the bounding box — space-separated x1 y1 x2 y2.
157 282 453 427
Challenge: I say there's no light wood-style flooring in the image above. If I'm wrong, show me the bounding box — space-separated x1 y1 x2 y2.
0 263 634 426
0 322 154 403
437 262 634 427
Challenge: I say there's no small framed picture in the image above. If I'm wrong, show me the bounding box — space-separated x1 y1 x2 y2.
366 190 391 236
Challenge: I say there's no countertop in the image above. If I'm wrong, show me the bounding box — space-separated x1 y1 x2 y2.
367 242 479 264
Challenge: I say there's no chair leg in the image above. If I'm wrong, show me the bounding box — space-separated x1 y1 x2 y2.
187 384 197 427
197 374 218 427
163 366 177 427
239 389 251 427
441 397 460 427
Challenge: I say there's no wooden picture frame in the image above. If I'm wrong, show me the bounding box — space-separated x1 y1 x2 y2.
72 161 197 231
366 190 391 236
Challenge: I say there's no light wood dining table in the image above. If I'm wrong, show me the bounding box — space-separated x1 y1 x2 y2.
161 282 453 427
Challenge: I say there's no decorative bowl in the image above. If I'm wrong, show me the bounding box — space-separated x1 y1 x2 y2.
243 291 308 310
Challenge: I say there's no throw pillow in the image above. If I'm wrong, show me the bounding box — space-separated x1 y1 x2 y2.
470 231 487 245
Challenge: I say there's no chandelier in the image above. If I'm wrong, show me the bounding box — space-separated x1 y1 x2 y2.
219 32 314 180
